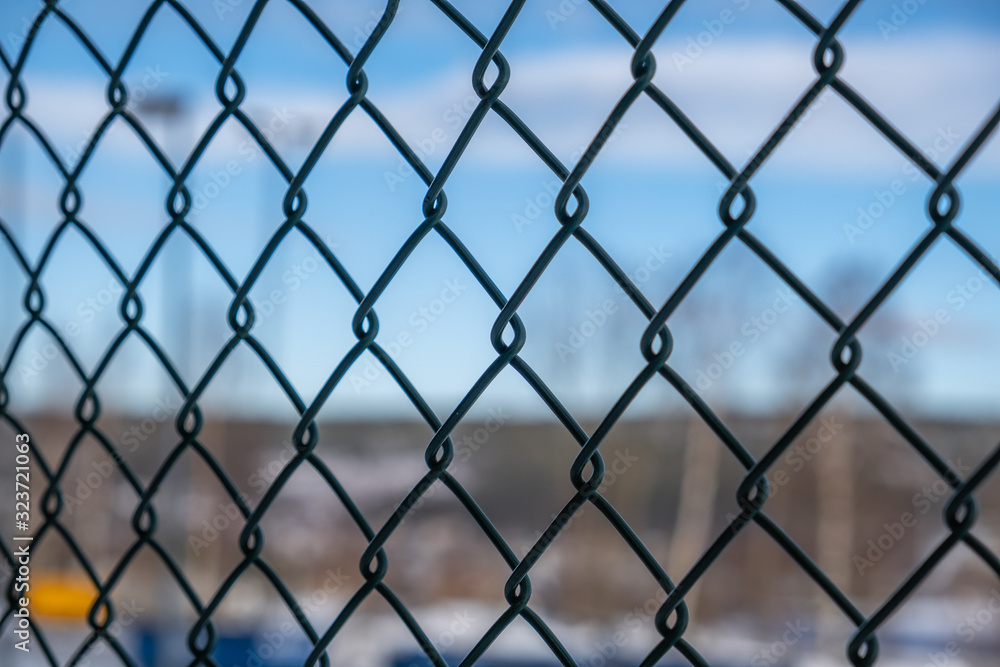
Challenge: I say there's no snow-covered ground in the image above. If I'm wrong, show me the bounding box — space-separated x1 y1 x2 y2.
5 598 997 667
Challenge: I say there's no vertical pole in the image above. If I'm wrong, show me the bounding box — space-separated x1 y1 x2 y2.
815 412 854 656
668 414 721 621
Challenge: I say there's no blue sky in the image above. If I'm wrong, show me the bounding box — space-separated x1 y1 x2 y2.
2 0 1000 423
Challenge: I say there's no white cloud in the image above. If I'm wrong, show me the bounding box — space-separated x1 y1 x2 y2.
11 32 999 178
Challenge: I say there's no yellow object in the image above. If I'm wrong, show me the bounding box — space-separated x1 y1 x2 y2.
28 573 96 620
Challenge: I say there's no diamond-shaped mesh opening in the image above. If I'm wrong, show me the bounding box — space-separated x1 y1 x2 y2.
652 0 820 164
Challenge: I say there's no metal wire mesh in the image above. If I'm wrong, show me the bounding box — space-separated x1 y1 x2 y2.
1 1 999 666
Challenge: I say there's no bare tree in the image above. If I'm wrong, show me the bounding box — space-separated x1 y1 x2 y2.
667 248 761 619
778 257 913 651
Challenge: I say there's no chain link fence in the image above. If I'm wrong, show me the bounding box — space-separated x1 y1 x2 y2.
2 1 1000 666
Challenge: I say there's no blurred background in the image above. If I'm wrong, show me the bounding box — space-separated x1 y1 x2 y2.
1 0 1000 665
